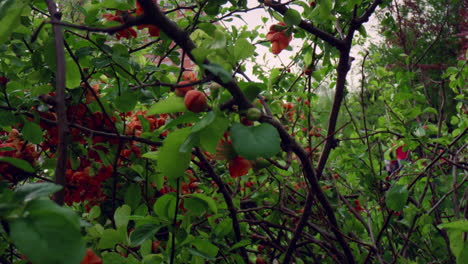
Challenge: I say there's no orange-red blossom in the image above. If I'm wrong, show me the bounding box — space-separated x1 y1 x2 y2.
266 22 292 55
136 0 160 37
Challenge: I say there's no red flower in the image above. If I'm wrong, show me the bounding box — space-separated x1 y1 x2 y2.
116 28 138 40
396 146 409 160
103 13 138 40
266 22 292 54
228 156 252 178
135 1 160 37
182 71 197 82
81 249 102 264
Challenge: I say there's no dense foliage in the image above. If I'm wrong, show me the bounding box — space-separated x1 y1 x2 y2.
0 0 466 263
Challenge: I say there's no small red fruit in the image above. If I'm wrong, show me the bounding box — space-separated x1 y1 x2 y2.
240 116 254 126
0 76 9 85
256 256 266 264
245 181 254 188
175 81 193 97
184 90 207 113
152 241 161 252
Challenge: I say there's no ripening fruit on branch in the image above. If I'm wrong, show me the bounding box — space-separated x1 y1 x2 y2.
175 81 194 97
256 256 266 264
184 90 207 113
246 108 262 121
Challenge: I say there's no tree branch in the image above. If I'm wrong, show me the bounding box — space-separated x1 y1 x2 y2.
45 0 69 205
267 2 345 50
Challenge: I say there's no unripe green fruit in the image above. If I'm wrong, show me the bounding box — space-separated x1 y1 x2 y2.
246 108 262 121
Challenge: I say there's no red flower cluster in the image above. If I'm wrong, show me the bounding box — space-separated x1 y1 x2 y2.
125 110 167 137
228 156 252 178
354 199 364 212
136 0 160 37
102 0 160 40
37 100 171 206
282 102 296 123
266 22 292 54
102 12 137 40
0 129 39 183
64 163 113 206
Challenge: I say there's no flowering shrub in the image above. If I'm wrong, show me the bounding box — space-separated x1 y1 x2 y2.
0 0 466 264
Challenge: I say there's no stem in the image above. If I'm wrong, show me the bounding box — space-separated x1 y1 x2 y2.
45 0 69 205
170 178 180 264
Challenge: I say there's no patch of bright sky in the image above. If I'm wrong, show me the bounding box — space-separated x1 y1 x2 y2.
221 0 383 91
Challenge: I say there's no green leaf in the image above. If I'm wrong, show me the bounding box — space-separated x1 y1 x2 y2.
284 9 301 26
0 110 16 126
163 112 199 130
153 193 176 220
234 38 255 61
0 0 30 44
190 239 219 259
189 193 217 214
156 128 192 180
148 95 186 115
184 196 207 216
214 218 232 237
114 204 131 230
447 230 464 260
239 83 262 101
385 184 408 211
14 182 62 202
115 91 138 112
9 199 85 264
66 57 81 88
142 151 158 160
210 30 227 49
124 184 142 211
458 241 468 264
179 132 199 153
98 229 126 249
203 63 232 83
130 224 161 247
0 156 34 173
199 114 229 154
439 220 468 232
230 239 251 251
22 122 43 144
230 123 281 160
192 111 217 133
